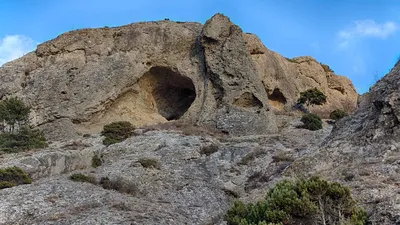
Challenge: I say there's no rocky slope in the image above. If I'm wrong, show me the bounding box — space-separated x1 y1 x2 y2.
290 61 400 224
0 14 356 141
0 116 332 224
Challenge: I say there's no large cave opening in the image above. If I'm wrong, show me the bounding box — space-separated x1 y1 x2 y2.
141 66 196 121
79 66 196 134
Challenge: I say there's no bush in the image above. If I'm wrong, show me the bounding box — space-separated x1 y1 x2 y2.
225 177 367 225
138 158 161 169
101 121 135 146
284 57 298 63
320 63 334 73
92 154 102 168
100 176 137 195
0 166 32 189
0 126 47 153
330 109 348 121
297 88 327 106
301 114 322 131
70 173 97 184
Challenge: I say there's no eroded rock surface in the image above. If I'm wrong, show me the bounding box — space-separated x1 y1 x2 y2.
0 14 279 140
0 13 357 140
245 34 358 117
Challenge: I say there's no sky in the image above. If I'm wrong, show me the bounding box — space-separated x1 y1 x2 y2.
1 1 399 94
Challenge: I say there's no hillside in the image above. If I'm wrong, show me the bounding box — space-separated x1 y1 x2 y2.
0 14 397 225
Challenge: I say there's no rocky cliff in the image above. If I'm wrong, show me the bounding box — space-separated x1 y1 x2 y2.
0 14 277 140
0 14 356 141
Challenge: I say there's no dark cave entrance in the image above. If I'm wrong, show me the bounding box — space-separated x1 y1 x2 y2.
267 88 287 109
141 66 196 121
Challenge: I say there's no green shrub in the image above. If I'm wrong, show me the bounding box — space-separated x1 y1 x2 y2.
0 181 16 189
330 109 348 120
200 144 219 156
138 158 161 169
101 121 135 146
100 176 137 195
92 154 102 168
0 166 32 189
301 113 322 131
225 177 367 225
0 126 47 153
297 88 327 106
284 57 298 63
70 173 97 184
320 63 334 73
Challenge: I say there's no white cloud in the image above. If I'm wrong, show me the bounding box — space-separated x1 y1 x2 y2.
0 35 36 66
338 20 398 49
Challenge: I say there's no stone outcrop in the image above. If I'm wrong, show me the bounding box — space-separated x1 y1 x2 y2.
0 14 358 140
0 14 278 140
245 34 358 117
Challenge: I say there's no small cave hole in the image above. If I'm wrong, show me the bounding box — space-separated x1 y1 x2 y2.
233 92 263 109
267 88 287 110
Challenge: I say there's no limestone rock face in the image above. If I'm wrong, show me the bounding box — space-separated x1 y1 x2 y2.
0 13 358 140
0 14 277 140
245 34 358 117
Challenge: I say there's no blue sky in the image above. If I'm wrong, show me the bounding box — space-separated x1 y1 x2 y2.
1 1 399 93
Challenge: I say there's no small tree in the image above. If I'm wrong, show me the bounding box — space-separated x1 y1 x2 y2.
297 88 327 107
0 97 47 153
0 97 30 132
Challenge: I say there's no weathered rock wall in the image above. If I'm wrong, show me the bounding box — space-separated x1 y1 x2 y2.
0 14 279 140
0 14 358 140
245 34 358 117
